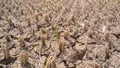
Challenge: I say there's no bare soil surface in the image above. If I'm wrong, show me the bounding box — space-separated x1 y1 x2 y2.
0 0 120 68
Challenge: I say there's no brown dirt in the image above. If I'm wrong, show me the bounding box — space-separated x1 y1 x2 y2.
0 0 120 68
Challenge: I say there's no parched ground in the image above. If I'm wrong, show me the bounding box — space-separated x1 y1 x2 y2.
0 0 120 68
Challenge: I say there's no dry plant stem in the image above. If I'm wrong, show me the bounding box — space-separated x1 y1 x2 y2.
2 45 9 59
41 29 46 34
0 15 2 20
103 20 110 41
104 31 110 41
42 28 49 40
35 13 39 24
45 28 49 40
7 16 15 29
35 13 40 30
51 22 54 29
4 33 11 42
18 36 25 46
58 37 65 53
87 26 93 38
19 50 29 66
76 21 81 28
17 24 24 34
63 31 69 40
67 14 74 26
85 35 88 50
82 35 88 60
103 26 110 41
56 13 62 23
104 43 110 59
105 19 110 30
92 62 100 68
45 56 56 68
41 34 46 49
44 12 51 22
56 8 65 23
30 27 35 36
54 26 59 40
7 17 12 26
26 16 31 27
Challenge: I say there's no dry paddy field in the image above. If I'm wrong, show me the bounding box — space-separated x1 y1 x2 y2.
0 0 120 68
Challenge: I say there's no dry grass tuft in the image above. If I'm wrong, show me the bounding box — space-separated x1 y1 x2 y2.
35 13 40 23
44 12 51 22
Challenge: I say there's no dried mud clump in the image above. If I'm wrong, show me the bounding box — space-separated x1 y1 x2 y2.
0 0 120 68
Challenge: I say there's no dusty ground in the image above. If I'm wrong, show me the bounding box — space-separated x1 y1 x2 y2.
0 0 120 68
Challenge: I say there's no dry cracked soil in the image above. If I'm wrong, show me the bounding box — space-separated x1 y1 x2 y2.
0 0 120 68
